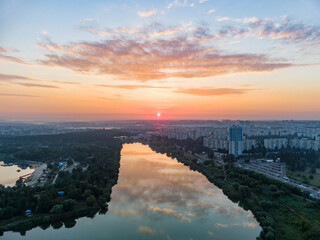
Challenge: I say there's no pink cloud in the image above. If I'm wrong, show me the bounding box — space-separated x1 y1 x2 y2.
37 31 292 81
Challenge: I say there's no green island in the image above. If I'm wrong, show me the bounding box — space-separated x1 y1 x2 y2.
0 130 124 236
137 135 320 240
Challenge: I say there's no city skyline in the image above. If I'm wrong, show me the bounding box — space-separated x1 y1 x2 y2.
1 0 320 121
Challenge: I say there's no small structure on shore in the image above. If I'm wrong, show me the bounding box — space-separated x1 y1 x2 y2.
25 209 32 215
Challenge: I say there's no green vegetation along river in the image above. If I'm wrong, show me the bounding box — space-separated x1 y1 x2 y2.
2 143 261 240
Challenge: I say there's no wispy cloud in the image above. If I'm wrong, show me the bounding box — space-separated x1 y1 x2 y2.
37 26 292 81
167 0 188 9
242 222 258 228
0 54 27 64
0 46 9 52
53 81 81 85
0 93 40 98
15 82 60 88
148 205 191 222
215 223 228 228
0 73 32 82
0 45 25 64
81 18 94 22
214 16 320 48
0 45 19 53
175 87 256 96
138 226 156 235
97 84 171 90
216 16 231 22
138 9 157 17
208 9 215 14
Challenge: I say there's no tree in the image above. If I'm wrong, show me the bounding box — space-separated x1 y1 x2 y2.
67 159 73 166
224 154 236 164
269 185 278 192
238 185 251 199
232 182 239 191
63 199 76 211
52 204 63 214
86 195 96 207
265 231 275 240
260 200 272 210
38 193 53 213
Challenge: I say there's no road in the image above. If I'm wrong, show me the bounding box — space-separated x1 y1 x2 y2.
25 163 47 187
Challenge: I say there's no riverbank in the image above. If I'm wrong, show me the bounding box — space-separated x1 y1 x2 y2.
138 136 320 240
0 130 124 235
0 205 99 236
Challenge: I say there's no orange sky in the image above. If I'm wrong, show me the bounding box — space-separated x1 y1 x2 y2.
1 1 320 121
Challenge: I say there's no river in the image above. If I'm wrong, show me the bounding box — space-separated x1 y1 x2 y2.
0 162 34 187
2 143 261 239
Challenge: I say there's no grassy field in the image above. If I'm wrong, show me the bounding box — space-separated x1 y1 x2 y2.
287 170 320 187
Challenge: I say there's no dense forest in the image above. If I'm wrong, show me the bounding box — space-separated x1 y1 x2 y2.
140 135 320 240
0 130 124 235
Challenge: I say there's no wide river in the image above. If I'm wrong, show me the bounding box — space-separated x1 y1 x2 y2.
2 143 261 240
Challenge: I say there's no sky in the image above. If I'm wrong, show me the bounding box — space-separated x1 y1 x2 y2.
0 0 320 121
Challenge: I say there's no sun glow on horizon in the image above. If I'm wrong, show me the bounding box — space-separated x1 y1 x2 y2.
157 113 161 117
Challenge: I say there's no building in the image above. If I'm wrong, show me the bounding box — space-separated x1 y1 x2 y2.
229 126 243 156
243 139 258 151
264 138 288 150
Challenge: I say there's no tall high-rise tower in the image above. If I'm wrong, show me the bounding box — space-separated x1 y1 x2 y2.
229 126 243 156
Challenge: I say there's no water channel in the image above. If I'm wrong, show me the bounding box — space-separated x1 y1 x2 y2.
2 143 261 240
0 162 34 187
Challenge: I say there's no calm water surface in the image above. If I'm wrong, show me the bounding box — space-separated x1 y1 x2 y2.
2 143 261 240
0 162 34 187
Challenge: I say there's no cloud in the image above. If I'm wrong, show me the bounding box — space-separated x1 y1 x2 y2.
199 0 208 3
53 81 81 85
0 46 8 52
79 27 109 36
41 30 49 35
0 93 40 98
37 30 292 81
148 205 191 222
113 209 139 216
235 17 260 23
242 222 258 228
0 53 27 64
97 84 171 90
0 73 63 89
215 223 228 228
138 9 157 17
138 226 156 235
208 9 215 14
216 16 231 22
81 18 94 22
147 22 192 38
167 0 188 9
0 73 32 82
114 27 140 34
0 46 25 64
15 82 60 88
0 46 19 53
174 87 255 96
214 16 320 48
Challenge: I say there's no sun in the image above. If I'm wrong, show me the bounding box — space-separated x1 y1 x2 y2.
157 113 161 117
